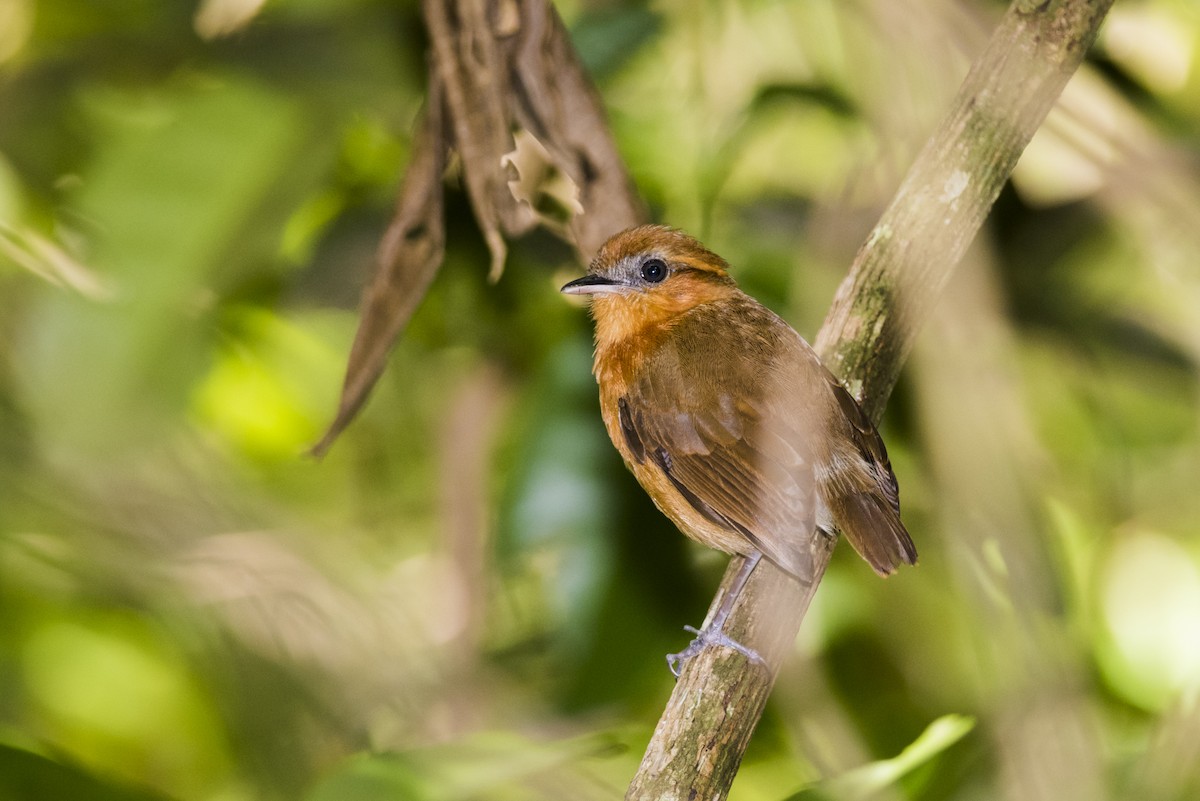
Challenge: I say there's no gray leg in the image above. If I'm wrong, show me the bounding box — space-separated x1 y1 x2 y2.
667 552 767 677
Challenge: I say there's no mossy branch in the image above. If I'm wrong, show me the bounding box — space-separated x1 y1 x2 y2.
625 1 1114 798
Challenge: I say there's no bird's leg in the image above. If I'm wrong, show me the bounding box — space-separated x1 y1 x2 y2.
667 551 766 677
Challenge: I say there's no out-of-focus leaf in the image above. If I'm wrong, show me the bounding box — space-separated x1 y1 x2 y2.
0 744 174 801
0 223 113 299
193 0 268 40
306 753 427 801
305 731 623 801
0 0 32 64
19 74 311 456
751 82 860 119
569 6 663 78
1099 532 1200 711
193 307 340 461
786 714 975 800
494 337 618 656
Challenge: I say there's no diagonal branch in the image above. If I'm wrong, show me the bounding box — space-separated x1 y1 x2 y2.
625 1 1115 798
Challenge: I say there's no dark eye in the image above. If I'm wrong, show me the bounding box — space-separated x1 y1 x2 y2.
640 258 667 283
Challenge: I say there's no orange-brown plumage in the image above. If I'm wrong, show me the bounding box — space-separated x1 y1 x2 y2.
562 225 915 668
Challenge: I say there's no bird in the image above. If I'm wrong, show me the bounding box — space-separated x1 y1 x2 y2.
561 225 916 675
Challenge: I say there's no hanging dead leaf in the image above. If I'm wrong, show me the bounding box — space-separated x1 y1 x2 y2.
309 80 449 457
423 0 536 282
314 0 647 452
502 128 583 236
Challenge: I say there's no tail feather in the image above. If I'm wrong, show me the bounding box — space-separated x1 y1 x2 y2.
832 492 917 577
823 378 916 576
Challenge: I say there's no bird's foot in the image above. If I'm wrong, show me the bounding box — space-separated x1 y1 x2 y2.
666 625 766 678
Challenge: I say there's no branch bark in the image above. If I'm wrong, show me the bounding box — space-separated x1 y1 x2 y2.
625 1 1114 798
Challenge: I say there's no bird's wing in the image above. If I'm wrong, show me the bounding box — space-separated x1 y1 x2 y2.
620 323 818 580
821 372 917 573
826 372 900 511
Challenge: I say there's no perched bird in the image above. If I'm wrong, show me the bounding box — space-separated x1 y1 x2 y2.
561 225 916 674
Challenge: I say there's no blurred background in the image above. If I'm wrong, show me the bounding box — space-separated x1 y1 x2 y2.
2 0 1200 799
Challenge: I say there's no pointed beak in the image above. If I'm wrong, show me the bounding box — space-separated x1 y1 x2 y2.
560 274 625 296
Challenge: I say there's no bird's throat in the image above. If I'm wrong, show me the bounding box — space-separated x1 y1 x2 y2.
589 280 736 353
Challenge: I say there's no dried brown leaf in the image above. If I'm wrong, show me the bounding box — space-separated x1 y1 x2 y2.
310 82 448 457
505 2 644 260
423 0 537 281
502 128 584 236
317 0 647 450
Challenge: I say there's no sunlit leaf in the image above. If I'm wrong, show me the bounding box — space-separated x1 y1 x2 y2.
306 731 622 801
1099 532 1200 711
0 744 174 801
305 753 428 801
18 74 312 456
786 714 975 800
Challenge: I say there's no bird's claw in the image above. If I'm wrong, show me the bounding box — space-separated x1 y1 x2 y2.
666 625 766 678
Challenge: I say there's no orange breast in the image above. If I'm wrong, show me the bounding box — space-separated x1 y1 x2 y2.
593 327 758 559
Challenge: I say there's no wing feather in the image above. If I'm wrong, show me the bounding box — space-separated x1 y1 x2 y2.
620 301 819 579
823 374 917 572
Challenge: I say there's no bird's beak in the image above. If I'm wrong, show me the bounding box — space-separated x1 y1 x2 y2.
560 274 626 296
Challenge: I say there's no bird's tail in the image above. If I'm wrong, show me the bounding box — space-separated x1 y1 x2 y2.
829 491 917 577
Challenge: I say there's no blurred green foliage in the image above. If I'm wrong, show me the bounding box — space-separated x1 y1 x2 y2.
2 1 1200 799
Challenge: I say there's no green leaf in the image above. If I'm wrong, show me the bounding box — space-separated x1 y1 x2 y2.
787 714 975 801
0 744 174 801
19 74 311 455
306 731 624 801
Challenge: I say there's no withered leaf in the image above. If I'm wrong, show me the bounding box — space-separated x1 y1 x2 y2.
309 80 449 457
316 0 648 452
423 0 537 281
505 2 644 260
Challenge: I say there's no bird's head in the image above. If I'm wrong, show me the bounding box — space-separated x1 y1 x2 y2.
561 225 738 347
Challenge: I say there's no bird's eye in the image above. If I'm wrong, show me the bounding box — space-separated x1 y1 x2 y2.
640 258 668 283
